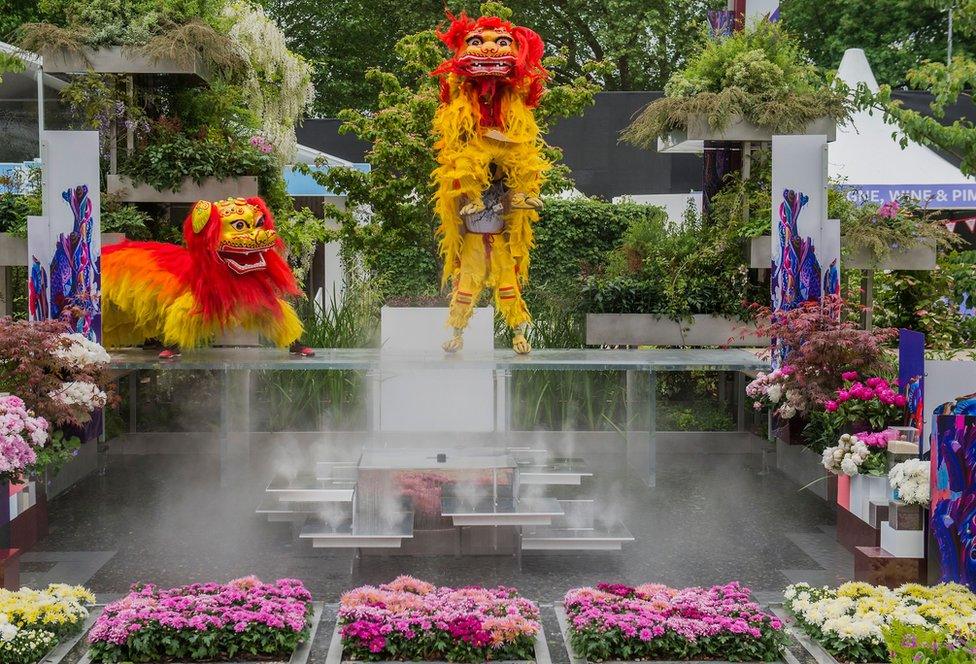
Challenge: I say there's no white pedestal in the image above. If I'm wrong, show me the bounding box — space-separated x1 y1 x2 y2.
850 474 889 523
378 306 496 432
881 521 924 558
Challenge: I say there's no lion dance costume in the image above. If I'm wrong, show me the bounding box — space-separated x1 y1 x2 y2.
102 197 309 357
432 12 550 354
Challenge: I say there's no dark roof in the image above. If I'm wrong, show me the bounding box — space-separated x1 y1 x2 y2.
295 119 370 163
545 92 702 199
294 93 703 199
296 90 976 200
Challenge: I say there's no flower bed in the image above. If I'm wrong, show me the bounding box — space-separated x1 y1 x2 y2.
783 582 976 663
86 577 312 663
338 576 540 662
561 582 785 662
0 584 95 664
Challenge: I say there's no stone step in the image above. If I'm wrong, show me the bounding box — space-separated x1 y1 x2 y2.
298 512 414 548
521 522 634 551
265 476 356 503
518 458 593 485
440 496 563 526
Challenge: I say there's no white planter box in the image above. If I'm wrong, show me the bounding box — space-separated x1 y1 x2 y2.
555 603 783 664
0 232 124 266
659 114 836 153
775 438 828 501
107 175 259 203
880 521 925 558
378 306 496 432
849 474 889 524
750 235 937 271
585 313 765 347
40 46 211 81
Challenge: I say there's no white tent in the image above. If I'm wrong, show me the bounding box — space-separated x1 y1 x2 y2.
830 48 976 209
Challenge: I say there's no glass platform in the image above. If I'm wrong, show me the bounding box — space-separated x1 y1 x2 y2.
106 346 768 559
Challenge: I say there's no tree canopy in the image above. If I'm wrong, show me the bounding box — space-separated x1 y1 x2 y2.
781 0 976 85
263 0 719 116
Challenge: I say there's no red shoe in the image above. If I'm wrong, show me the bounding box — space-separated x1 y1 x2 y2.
289 342 315 357
158 347 181 359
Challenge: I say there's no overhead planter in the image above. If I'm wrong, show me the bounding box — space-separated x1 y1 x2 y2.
658 114 837 154
585 313 765 347
748 235 937 270
39 46 211 82
107 174 259 203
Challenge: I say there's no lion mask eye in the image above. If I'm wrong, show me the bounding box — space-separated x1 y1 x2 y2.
496 37 511 46
466 36 483 46
232 220 246 231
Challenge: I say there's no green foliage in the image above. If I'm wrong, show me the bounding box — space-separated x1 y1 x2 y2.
529 197 644 289
0 167 42 236
0 51 26 84
873 256 975 355
781 0 975 87
580 203 760 318
31 429 82 479
254 277 380 430
832 195 963 260
311 4 600 303
273 207 328 283
885 622 976 664
100 202 153 240
265 0 715 115
623 21 850 147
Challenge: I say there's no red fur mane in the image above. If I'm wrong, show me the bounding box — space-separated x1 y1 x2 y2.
432 12 547 108
181 196 299 324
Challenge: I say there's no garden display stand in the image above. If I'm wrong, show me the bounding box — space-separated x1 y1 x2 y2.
656 114 837 154
39 46 211 82
324 604 552 664
584 313 765 347
749 235 938 329
0 233 126 316
75 601 324 664
553 603 793 664
106 174 259 204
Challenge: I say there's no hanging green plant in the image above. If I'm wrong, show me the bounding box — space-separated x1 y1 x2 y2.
622 21 851 149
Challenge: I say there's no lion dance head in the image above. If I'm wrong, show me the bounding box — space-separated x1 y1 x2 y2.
432 12 547 110
101 195 302 350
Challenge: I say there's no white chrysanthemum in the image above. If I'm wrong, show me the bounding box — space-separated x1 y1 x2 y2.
49 381 107 411
53 333 111 367
767 384 783 403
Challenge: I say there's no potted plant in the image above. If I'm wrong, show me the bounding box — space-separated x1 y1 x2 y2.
621 22 849 150
559 582 786 663
782 582 976 663
747 298 897 446
582 203 764 345
0 318 116 489
334 577 543 663
86 577 315 663
0 584 96 664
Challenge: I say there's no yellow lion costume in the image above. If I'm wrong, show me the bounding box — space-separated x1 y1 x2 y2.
432 12 550 354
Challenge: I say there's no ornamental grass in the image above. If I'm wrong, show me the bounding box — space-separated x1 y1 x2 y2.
339 576 540 662
86 577 311 663
783 581 976 663
0 584 95 664
563 582 785 662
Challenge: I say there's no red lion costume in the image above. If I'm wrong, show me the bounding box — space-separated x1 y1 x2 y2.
101 197 304 353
